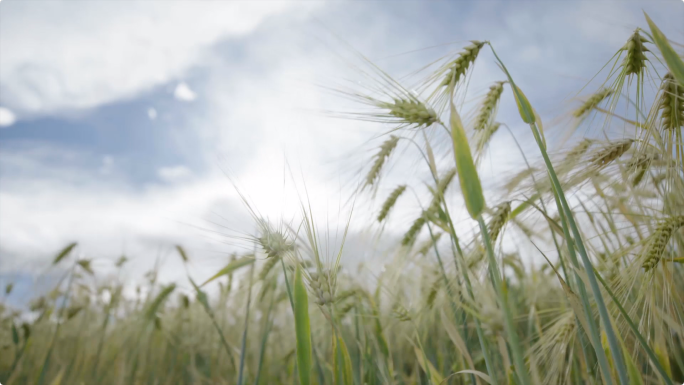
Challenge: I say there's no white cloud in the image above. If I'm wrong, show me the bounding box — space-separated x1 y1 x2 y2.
0 107 17 127
0 145 366 283
0 149 247 277
0 1 315 115
158 165 192 182
174 82 197 102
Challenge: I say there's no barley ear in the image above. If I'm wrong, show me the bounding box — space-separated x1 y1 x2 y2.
377 185 407 222
590 139 633 167
488 202 512 244
365 135 400 188
441 41 486 88
620 29 650 76
474 81 506 131
642 216 684 271
573 89 613 119
658 73 684 130
402 215 426 246
386 99 438 127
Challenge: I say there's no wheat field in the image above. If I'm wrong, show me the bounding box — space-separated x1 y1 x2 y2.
1 13 683 385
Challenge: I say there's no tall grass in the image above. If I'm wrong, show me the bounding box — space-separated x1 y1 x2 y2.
1 14 683 385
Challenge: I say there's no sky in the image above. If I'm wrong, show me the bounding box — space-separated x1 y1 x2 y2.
0 0 682 302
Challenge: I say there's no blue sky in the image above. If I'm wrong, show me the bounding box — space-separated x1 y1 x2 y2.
0 0 682 298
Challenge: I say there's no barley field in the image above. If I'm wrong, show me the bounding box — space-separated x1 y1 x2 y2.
1 12 684 385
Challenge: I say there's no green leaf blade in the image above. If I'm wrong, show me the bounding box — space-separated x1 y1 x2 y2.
450 102 485 219
293 265 312 385
201 256 255 287
645 13 684 87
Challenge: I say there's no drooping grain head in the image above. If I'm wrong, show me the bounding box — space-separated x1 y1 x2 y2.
440 41 486 88
365 135 400 187
474 81 506 131
402 215 426 246
642 216 684 271
573 88 613 119
384 98 439 127
377 185 407 222
590 139 633 167
488 202 511 244
620 30 650 76
658 73 684 131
